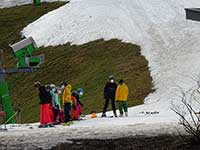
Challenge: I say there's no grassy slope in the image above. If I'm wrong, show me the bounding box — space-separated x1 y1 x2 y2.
0 3 153 123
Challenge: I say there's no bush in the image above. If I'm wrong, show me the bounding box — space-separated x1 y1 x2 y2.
171 74 200 144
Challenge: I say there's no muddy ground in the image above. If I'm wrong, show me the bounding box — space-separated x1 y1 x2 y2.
1 134 200 150
52 135 200 150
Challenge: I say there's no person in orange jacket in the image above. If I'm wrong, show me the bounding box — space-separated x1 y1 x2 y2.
115 79 129 117
61 82 72 123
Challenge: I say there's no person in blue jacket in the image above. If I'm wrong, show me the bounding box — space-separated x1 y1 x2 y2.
50 84 60 123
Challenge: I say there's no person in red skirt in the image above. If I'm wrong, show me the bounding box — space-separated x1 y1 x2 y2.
71 89 84 120
71 93 78 120
34 81 54 128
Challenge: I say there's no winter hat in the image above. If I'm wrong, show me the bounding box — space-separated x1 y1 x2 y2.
72 91 77 97
60 81 68 87
119 79 124 85
50 84 56 88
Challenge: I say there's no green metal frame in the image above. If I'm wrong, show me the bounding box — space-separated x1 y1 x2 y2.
34 0 41 6
0 37 44 124
14 44 35 59
0 80 15 124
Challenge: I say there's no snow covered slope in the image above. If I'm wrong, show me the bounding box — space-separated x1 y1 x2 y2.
21 0 200 119
0 0 68 8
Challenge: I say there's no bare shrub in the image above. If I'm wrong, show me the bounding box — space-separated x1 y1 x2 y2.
171 74 200 144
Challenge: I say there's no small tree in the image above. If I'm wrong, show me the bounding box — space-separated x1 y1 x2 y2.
171 75 200 144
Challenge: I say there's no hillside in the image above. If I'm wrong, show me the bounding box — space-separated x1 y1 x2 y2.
1 1 200 149
0 3 153 123
22 0 200 117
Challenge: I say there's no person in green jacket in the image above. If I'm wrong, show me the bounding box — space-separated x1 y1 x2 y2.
115 79 129 117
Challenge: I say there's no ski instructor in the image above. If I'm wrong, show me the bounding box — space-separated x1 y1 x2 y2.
102 75 117 117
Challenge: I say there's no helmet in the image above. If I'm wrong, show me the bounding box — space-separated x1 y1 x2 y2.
34 81 41 87
50 84 56 88
77 88 84 96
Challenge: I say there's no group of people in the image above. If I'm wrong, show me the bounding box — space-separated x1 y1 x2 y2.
61 82 84 123
34 75 128 127
102 75 129 117
34 81 84 128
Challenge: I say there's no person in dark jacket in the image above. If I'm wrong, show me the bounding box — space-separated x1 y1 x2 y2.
102 75 117 117
34 81 54 128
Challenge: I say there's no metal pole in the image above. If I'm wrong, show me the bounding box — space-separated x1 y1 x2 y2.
0 50 15 124
33 0 41 6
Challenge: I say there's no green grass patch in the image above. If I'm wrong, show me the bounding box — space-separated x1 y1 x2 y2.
0 3 154 123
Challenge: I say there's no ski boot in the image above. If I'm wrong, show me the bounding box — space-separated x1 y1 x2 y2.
101 113 106 117
63 121 74 126
119 113 123 117
38 124 48 128
48 123 54 128
114 113 117 117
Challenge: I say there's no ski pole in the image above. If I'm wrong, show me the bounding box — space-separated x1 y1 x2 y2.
5 111 18 124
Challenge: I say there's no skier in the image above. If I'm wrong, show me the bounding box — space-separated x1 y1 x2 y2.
45 85 55 124
34 81 54 128
50 84 60 124
77 88 84 117
102 75 117 117
61 81 72 123
71 88 84 120
57 86 65 123
115 79 129 117
71 92 78 120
